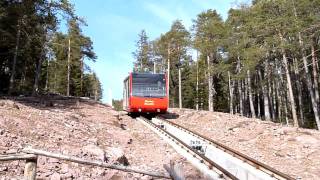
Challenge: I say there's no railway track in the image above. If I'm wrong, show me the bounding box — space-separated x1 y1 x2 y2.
137 116 294 180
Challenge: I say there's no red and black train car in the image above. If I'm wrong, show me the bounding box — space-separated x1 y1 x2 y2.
123 73 168 114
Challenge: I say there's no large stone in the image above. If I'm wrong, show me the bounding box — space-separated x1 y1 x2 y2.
276 127 297 135
82 144 106 162
92 167 106 176
105 147 129 166
295 135 319 145
60 163 69 174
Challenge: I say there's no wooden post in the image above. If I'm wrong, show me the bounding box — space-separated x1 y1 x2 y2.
24 157 37 180
164 161 185 180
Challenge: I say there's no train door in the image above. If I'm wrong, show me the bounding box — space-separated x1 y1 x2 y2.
123 77 130 111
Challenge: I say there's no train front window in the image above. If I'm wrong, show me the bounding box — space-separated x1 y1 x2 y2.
132 73 166 97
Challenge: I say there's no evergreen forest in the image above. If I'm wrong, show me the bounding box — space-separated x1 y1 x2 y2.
0 0 102 100
132 0 320 130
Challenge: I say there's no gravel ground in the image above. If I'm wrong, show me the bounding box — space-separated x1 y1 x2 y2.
169 108 320 180
0 97 203 179
3 97 317 179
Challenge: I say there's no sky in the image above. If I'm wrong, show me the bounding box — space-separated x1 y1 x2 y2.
69 0 249 103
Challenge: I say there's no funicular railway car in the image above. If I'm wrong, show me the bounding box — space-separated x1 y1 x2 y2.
123 73 168 114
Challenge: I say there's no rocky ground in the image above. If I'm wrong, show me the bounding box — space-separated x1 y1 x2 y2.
169 108 320 180
0 96 202 180
1 97 319 180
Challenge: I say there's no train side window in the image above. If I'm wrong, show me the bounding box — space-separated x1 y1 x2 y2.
127 79 129 97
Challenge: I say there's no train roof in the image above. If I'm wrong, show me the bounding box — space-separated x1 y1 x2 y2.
131 72 165 75
123 72 165 82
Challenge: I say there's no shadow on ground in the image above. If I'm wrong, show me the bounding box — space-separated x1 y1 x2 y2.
159 112 180 119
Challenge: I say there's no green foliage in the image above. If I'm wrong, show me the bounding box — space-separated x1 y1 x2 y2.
82 73 102 101
112 99 123 111
0 0 101 101
193 9 225 56
132 30 153 72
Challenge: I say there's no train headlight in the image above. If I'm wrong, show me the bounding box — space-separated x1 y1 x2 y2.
157 109 160 112
138 108 142 112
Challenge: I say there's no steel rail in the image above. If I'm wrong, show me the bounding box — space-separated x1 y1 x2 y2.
157 116 294 180
138 117 238 180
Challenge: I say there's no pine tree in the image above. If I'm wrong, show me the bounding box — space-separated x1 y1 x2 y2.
132 30 152 72
152 20 190 107
193 9 226 111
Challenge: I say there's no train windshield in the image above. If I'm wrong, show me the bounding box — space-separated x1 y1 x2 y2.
132 73 166 97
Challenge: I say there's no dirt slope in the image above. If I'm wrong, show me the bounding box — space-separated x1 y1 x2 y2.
170 108 320 180
0 97 202 179
3 97 318 179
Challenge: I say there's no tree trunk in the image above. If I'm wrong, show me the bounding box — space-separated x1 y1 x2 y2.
80 58 83 95
276 80 282 122
244 79 248 116
285 93 289 125
196 59 199 111
275 59 282 122
279 32 299 127
281 48 299 127
238 80 243 116
298 33 320 129
8 24 21 95
311 39 320 109
178 68 182 109
45 58 49 91
292 3 318 128
67 38 71 96
167 46 170 108
267 67 275 121
20 60 27 91
33 46 45 95
228 71 234 114
207 55 213 112
293 57 304 125
282 49 299 127
54 61 57 93
256 74 261 119
259 68 271 121
247 70 256 118
272 81 277 121
279 65 288 124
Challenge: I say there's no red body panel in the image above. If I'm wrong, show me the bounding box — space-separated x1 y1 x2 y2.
123 72 168 114
129 96 168 113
